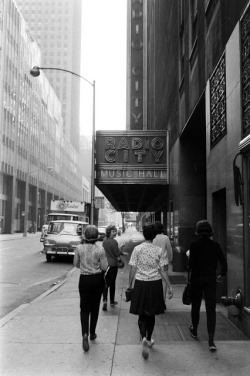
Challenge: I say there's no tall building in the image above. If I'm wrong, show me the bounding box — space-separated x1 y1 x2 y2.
16 0 82 152
128 0 250 337
95 0 250 338
0 0 83 234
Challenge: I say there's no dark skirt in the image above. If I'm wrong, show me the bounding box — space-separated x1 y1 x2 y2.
130 279 165 316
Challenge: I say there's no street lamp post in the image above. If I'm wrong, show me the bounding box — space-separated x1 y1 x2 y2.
30 66 96 225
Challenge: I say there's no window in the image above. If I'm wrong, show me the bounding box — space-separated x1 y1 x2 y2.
190 0 197 47
179 28 185 81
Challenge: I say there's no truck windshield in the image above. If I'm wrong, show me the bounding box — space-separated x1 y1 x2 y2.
48 222 83 235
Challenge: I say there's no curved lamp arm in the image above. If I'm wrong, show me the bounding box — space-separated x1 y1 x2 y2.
30 66 94 87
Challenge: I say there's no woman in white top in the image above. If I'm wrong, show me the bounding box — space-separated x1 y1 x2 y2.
128 224 173 359
74 225 108 352
153 221 173 300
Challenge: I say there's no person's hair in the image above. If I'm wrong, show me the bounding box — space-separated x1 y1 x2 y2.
154 221 164 234
82 225 99 244
195 220 213 237
106 225 117 238
143 224 156 241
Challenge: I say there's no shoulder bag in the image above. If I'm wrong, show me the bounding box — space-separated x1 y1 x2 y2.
182 268 192 305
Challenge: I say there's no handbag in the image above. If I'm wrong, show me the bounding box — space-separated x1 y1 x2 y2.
182 269 192 305
125 287 133 302
117 256 125 269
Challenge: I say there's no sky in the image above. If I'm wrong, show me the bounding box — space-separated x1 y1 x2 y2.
80 0 127 137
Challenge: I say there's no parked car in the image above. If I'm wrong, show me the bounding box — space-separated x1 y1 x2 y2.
43 220 88 262
98 226 106 241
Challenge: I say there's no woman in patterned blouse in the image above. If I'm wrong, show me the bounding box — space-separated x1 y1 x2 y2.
74 225 108 352
128 224 173 359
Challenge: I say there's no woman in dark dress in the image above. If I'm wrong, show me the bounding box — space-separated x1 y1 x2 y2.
188 220 227 352
102 225 125 310
128 224 173 359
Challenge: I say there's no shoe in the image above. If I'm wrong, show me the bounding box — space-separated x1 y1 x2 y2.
189 325 197 339
209 334 217 352
102 301 107 311
110 301 118 306
209 342 217 352
90 333 97 340
82 333 89 352
147 338 154 347
142 337 149 359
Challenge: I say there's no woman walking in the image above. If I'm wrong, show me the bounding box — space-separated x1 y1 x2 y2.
153 221 173 300
74 225 108 352
102 225 125 310
128 224 173 359
188 220 227 351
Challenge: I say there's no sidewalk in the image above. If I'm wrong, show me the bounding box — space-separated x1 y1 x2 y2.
0 232 41 241
0 245 250 375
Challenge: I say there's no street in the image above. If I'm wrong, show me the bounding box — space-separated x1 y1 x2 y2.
0 228 143 320
0 233 74 318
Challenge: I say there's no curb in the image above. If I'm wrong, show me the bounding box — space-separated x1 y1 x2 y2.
0 267 77 328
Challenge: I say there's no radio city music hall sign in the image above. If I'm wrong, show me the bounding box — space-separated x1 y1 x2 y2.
95 131 169 185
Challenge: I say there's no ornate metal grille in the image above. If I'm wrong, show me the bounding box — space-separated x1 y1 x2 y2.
210 55 227 148
241 6 250 137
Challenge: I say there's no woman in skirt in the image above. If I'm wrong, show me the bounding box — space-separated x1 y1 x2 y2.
128 224 173 359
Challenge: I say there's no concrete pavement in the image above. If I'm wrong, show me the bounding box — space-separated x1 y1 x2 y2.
0 232 250 375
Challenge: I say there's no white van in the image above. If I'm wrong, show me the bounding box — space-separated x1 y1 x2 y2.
40 213 87 242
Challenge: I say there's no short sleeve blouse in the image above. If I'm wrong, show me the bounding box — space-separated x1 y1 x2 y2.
74 243 108 275
129 242 167 281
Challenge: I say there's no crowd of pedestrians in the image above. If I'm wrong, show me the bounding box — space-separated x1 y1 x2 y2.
73 220 227 358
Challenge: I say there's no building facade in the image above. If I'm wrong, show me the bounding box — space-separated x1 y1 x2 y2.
16 0 82 152
124 0 250 337
0 0 83 233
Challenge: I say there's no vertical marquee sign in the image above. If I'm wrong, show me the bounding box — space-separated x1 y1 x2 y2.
95 131 169 185
129 0 144 130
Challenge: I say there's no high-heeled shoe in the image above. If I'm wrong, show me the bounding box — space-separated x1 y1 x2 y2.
147 338 154 347
142 337 149 359
90 333 97 340
82 333 89 352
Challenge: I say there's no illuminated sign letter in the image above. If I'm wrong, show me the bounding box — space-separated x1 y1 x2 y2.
138 171 145 177
105 137 115 149
118 137 130 149
132 137 142 149
151 150 163 163
135 150 146 162
132 66 143 76
151 137 164 150
131 112 142 123
132 39 143 50
124 150 129 163
105 150 116 163
132 10 143 19
101 170 108 178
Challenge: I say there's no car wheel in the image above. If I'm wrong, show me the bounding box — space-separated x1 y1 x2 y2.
46 254 52 262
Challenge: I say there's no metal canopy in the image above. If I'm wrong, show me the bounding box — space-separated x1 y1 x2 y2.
95 182 168 212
